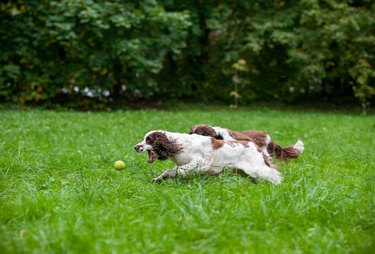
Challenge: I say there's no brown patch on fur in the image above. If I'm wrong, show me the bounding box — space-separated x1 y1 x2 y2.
146 132 181 160
212 138 253 151
193 126 301 163
190 125 223 139
211 138 225 150
241 130 268 148
242 130 301 162
227 129 253 141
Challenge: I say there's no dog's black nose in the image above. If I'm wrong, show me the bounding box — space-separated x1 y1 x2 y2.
134 144 142 152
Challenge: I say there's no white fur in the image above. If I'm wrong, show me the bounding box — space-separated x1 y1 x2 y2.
199 125 303 161
212 126 235 141
294 140 304 153
136 130 282 184
211 126 273 159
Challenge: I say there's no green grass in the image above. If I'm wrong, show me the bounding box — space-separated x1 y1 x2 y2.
0 107 374 254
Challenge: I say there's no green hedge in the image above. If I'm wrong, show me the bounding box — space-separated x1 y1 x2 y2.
1 0 374 108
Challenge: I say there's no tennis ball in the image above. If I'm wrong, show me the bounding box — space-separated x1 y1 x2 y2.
114 160 125 171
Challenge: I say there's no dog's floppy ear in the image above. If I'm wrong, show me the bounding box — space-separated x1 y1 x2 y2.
227 129 252 141
189 125 203 135
191 125 223 139
153 132 180 160
202 126 223 140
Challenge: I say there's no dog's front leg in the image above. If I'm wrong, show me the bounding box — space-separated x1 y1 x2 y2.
152 168 177 183
175 161 201 177
152 162 200 183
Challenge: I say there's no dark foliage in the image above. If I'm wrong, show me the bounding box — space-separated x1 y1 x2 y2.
1 0 374 109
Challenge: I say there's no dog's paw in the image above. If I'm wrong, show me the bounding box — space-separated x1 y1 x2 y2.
152 177 163 184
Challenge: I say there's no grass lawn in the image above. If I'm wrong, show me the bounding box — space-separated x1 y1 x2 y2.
0 107 374 254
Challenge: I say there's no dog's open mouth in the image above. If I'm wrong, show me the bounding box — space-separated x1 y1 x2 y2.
147 151 157 163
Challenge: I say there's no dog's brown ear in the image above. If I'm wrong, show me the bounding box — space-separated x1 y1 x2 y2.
228 129 252 141
202 126 216 138
190 125 205 135
153 132 180 160
190 125 223 139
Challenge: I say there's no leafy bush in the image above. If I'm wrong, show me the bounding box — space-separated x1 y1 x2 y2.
1 0 374 108
165 0 375 106
0 0 191 106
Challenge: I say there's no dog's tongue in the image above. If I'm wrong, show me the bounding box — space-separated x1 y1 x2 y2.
147 151 156 163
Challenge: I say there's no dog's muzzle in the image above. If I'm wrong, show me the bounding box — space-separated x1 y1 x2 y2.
134 144 144 152
134 144 156 163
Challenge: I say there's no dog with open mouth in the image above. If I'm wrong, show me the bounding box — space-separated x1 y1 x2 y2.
134 130 282 184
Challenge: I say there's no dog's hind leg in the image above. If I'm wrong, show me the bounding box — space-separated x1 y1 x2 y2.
236 163 282 185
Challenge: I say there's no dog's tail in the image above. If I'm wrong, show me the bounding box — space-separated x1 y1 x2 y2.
268 139 304 162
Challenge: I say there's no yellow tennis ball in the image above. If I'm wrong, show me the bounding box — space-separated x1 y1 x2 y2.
114 160 125 171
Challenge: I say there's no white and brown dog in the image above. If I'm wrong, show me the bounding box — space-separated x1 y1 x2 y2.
134 130 282 184
190 124 304 162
